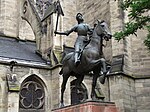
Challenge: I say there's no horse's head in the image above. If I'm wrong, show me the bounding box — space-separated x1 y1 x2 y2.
95 20 112 41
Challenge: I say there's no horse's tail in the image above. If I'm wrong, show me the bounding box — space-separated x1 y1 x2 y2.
59 52 73 75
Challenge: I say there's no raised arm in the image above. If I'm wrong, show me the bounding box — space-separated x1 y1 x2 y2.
54 31 68 35
54 25 77 36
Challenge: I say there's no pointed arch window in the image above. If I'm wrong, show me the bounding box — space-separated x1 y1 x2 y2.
19 75 45 112
70 79 88 105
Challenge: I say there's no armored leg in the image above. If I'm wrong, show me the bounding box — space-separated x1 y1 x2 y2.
74 41 81 66
75 51 80 66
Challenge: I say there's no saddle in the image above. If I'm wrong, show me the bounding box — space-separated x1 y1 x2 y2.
62 38 91 64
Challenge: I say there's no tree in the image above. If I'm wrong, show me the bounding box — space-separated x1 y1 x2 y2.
113 0 150 50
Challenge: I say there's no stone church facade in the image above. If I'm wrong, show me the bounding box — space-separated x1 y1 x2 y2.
0 0 150 112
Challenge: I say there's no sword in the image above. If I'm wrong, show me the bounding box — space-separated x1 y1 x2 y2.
55 0 64 36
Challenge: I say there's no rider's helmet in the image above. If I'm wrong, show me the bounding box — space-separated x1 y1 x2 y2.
76 13 84 22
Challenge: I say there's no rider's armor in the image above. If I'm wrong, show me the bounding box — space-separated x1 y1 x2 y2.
66 23 92 65
55 13 92 66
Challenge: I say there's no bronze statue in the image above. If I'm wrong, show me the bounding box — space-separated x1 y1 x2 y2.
56 18 112 107
55 13 92 66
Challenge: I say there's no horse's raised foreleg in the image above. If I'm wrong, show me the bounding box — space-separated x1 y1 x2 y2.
99 58 107 84
60 73 70 107
101 58 107 73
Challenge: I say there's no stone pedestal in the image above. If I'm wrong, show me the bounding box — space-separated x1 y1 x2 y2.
52 101 119 112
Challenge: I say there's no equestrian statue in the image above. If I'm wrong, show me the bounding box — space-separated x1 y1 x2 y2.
55 13 112 107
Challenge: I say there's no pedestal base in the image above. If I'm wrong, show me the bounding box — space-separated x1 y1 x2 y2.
52 101 119 112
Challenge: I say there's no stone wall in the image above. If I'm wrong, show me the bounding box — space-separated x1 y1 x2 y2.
108 74 136 112
0 0 35 40
0 65 8 112
108 74 150 112
19 19 35 41
0 0 19 37
130 30 150 76
76 0 110 25
109 0 124 57
123 9 150 76
0 62 61 112
135 78 150 112
14 65 59 112
50 66 62 109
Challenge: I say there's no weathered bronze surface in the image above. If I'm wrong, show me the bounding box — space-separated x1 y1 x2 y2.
55 14 112 107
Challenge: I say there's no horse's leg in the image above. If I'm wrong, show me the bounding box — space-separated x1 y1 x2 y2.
75 74 84 89
99 58 107 84
101 58 107 74
91 70 99 100
74 74 85 102
60 73 70 107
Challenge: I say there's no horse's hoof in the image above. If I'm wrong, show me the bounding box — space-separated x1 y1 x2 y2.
99 75 105 84
59 103 64 108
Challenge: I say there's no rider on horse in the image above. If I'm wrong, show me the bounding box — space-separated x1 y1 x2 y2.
55 13 92 66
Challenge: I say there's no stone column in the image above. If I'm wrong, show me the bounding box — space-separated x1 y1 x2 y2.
109 0 125 111
7 92 19 112
122 9 133 75
109 0 124 56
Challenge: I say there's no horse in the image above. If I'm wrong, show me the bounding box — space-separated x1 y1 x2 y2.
59 20 112 107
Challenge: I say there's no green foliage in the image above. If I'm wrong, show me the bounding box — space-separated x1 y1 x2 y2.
113 0 150 50
144 25 150 50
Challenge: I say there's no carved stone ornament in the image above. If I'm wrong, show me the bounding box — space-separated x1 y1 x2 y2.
23 1 28 14
6 74 20 91
20 81 45 109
